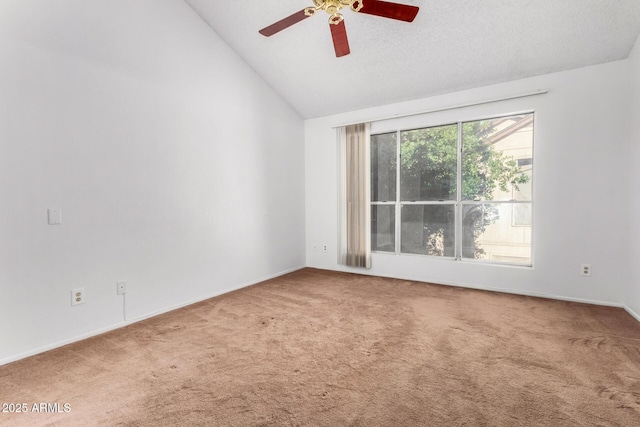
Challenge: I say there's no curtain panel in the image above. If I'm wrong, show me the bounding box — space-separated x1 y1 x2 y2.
338 123 371 269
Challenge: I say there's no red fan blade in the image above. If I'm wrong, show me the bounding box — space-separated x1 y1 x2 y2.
358 0 419 22
259 9 311 37
330 20 350 57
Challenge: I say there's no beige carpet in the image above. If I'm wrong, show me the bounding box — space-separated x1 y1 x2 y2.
1 268 640 426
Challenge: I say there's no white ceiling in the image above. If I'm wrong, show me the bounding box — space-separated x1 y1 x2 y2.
185 0 640 119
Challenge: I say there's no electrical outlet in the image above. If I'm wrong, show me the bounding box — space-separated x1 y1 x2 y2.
581 263 591 277
116 281 127 295
323 244 328 252
71 288 85 306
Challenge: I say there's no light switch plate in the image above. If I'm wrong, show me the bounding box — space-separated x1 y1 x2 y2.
48 208 62 225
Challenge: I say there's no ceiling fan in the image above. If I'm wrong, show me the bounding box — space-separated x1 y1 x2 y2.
258 0 419 57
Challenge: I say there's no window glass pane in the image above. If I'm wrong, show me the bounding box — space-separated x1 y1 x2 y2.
372 205 395 252
371 133 397 202
400 124 457 201
462 203 531 265
401 204 455 256
462 114 533 202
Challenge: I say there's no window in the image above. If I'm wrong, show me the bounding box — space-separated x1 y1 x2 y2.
370 113 534 266
371 132 397 252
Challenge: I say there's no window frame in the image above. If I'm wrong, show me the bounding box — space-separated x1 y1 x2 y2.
370 110 535 268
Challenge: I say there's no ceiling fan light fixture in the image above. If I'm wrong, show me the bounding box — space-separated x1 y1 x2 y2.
329 13 345 25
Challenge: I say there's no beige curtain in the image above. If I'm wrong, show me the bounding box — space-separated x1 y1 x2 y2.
339 123 371 269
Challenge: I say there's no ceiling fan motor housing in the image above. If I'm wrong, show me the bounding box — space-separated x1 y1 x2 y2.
311 0 362 15
308 0 363 24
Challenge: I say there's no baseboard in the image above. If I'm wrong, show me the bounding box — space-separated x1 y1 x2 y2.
123 265 304 325
436 279 626 309
0 322 131 368
624 305 640 323
0 266 305 367
4 265 634 367
317 266 626 309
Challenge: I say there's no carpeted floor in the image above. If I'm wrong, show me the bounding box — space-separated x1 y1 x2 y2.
1 268 640 426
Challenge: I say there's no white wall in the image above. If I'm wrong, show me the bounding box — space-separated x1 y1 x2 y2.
0 0 305 364
627 34 640 319
306 60 630 306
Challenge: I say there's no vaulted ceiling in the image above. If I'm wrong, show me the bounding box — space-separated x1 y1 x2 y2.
185 0 640 118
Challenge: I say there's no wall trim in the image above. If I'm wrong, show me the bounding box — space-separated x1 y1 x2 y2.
322 266 626 309
4 266 636 367
0 266 305 367
625 305 640 323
